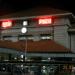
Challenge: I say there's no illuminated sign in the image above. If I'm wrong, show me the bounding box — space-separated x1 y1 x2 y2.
38 18 52 25
1 20 12 28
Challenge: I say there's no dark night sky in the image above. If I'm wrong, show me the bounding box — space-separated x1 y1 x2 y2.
0 0 75 15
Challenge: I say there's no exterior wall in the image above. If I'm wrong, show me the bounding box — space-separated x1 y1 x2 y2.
0 17 71 50
54 25 70 48
53 18 70 49
71 35 75 52
53 18 71 26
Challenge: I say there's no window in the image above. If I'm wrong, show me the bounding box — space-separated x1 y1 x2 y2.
41 34 53 40
18 34 53 41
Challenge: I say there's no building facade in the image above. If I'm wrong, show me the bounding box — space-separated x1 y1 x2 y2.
0 7 75 74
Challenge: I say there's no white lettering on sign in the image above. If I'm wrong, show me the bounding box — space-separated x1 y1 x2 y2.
39 18 52 25
2 21 12 28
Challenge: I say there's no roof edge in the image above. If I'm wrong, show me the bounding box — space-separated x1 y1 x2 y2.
0 12 73 21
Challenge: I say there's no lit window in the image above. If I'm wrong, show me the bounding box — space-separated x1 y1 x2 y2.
41 36 51 39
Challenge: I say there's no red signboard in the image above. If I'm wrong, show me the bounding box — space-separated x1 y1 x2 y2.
38 18 52 25
1 20 12 28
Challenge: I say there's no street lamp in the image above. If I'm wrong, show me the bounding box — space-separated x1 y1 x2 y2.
21 21 28 61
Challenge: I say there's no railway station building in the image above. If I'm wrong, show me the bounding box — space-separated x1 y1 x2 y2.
0 6 75 74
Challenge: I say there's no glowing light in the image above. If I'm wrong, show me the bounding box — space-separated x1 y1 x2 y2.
21 65 23 67
2 68 5 70
2 20 12 28
43 66 46 69
39 18 52 25
21 27 27 33
48 57 51 60
21 55 24 58
14 57 17 60
23 21 28 26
